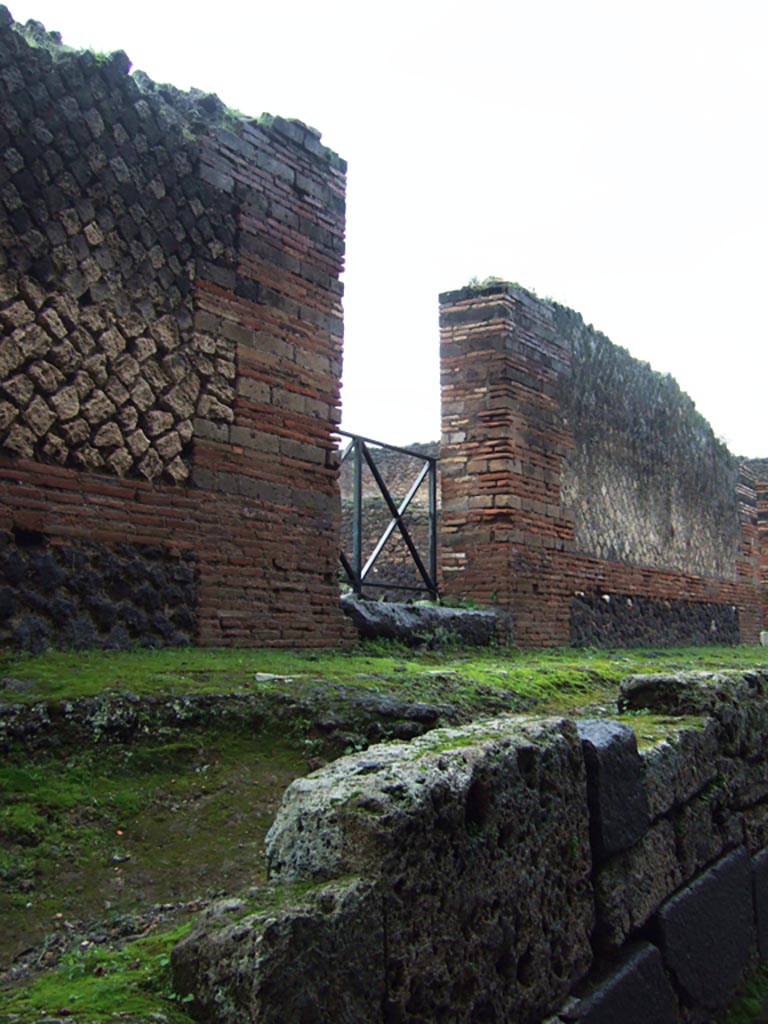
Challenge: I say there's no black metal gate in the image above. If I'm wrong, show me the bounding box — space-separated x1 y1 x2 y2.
338 431 439 599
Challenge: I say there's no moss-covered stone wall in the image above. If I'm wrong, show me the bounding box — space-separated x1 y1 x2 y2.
172 671 768 1022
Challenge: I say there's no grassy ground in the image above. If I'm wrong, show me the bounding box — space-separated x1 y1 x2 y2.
4 640 767 711
0 728 304 963
2 642 768 1022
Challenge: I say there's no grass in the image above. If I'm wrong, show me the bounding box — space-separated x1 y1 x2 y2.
0 724 306 1018
2 922 196 1022
2 642 766 714
2 641 768 1021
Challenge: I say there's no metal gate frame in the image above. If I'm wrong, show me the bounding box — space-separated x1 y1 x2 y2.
338 431 439 599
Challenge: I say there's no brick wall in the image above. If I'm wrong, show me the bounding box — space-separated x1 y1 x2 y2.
439 282 762 647
0 10 352 648
743 459 768 632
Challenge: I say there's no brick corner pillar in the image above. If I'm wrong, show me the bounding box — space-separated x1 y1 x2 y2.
438 283 575 646
188 116 354 647
742 460 768 636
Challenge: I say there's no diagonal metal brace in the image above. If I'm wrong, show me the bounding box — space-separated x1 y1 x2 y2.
362 460 430 581
360 443 436 596
338 431 439 598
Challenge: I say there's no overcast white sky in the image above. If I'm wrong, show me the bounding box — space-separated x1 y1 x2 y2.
7 0 767 455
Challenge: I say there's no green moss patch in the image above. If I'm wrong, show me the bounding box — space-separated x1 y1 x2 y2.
2 922 195 1022
0 727 306 968
3 643 766 713
722 962 768 1023
615 712 708 749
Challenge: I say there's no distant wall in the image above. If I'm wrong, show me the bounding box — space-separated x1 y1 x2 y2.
559 305 742 578
0 9 352 648
439 283 761 647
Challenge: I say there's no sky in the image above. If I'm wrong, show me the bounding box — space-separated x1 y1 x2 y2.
6 0 767 456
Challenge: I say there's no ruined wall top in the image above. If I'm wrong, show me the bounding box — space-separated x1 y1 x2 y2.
0 5 345 165
440 280 744 580
744 458 768 482
0 5 352 649
551 300 743 579
0 5 345 486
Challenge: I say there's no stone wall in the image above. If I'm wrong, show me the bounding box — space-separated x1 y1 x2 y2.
439 283 761 647
0 527 195 650
172 670 768 1022
559 306 742 578
0 9 352 648
569 593 740 649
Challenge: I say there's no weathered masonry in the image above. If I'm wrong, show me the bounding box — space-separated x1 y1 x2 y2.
744 458 768 633
0 10 352 649
439 282 763 647
172 670 768 1023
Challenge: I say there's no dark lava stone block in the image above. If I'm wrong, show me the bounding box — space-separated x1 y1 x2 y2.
657 846 755 1011
576 719 650 860
561 942 678 1024
753 849 768 960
